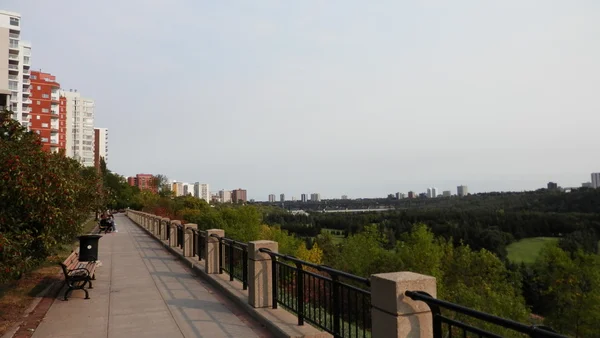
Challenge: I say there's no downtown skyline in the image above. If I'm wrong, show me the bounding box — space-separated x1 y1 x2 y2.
4 1 600 201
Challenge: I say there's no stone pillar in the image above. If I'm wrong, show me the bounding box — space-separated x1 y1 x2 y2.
248 240 278 308
161 218 170 240
205 229 224 274
371 272 436 338
152 216 162 237
169 220 181 247
184 223 198 257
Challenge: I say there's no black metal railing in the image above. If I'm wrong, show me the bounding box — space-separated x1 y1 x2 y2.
210 234 248 290
405 291 567 338
188 228 207 261
259 248 371 338
166 221 171 241
176 223 184 249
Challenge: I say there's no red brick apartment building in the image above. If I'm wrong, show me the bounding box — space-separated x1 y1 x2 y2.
127 174 156 193
29 71 66 152
231 189 247 203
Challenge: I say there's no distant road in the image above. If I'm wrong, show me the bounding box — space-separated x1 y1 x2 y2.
321 208 395 213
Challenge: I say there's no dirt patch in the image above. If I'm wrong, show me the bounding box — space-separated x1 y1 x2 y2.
0 267 62 335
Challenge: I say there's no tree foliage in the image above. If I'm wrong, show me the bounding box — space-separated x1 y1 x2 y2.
0 111 102 282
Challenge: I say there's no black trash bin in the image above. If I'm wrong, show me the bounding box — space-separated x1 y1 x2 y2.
78 235 102 262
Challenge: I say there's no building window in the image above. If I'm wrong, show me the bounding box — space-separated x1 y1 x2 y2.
42 108 49 113
42 94 49 99
37 101 40 105
36 115 40 120
10 17 19 26
31 75 37 80
37 86 41 90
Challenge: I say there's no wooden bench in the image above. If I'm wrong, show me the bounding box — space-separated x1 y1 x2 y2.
59 251 98 301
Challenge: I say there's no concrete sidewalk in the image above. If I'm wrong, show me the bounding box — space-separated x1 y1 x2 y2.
31 214 271 338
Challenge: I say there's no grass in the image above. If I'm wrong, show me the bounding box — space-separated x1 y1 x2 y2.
506 237 559 265
321 228 346 245
0 218 97 335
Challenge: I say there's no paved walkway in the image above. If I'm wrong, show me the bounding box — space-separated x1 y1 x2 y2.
32 214 271 338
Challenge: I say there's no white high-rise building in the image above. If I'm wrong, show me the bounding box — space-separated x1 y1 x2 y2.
62 90 95 166
592 173 600 189
457 185 469 197
431 187 437 198
219 190 232 203
193 183 210 203
0 11 31 127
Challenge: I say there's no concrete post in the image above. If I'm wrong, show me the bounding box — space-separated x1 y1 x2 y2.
184 223 198 257
161 218 170 240
205 229 224 274
169 220 181 247
370 272 436 338
152 216 162 236
248 240 278 308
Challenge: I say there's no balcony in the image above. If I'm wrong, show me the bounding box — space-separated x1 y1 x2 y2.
8 64 19 72
23 79 30 85
22 90 31 96
8 54 18 60
51 126 59 132
8 75 18 81
51 109 59 115
22 99 32 105
22 69 29 75
9 33 19 39
22 107 31 114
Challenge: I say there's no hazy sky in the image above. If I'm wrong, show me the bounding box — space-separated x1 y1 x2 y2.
5 0 600 200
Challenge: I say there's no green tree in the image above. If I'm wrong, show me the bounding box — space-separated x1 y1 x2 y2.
535 245 600 337
0 111 101 282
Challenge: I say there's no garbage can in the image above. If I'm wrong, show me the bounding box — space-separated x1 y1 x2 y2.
78 235 102 262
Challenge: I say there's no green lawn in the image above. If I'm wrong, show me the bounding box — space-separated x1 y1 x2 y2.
506 237 559 264
320 228 346 244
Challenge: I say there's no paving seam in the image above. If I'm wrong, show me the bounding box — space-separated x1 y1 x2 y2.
125 218 186 338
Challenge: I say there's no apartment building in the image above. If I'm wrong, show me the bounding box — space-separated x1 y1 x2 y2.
171 182 184 197
62 89 95 166
29 71 66 152
0 11 31 127
592 173 600 189
193 183 210 203
219 190 232 203
127 174 156 192
231 189 247 203
94 127 108 170
457 185 469 197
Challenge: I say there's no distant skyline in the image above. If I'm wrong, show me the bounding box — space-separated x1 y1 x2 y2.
5 1 600 200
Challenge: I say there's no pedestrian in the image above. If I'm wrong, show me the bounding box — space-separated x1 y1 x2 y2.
108 213 118 233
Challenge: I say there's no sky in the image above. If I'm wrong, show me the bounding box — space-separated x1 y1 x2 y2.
5 0 600 200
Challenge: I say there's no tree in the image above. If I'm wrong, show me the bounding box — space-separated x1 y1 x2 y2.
535 245 600 337
0 111 101 282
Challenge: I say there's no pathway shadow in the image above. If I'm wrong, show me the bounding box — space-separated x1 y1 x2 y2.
166 298 230 314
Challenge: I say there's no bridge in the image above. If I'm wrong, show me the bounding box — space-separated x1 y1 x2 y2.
17 212 566 338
